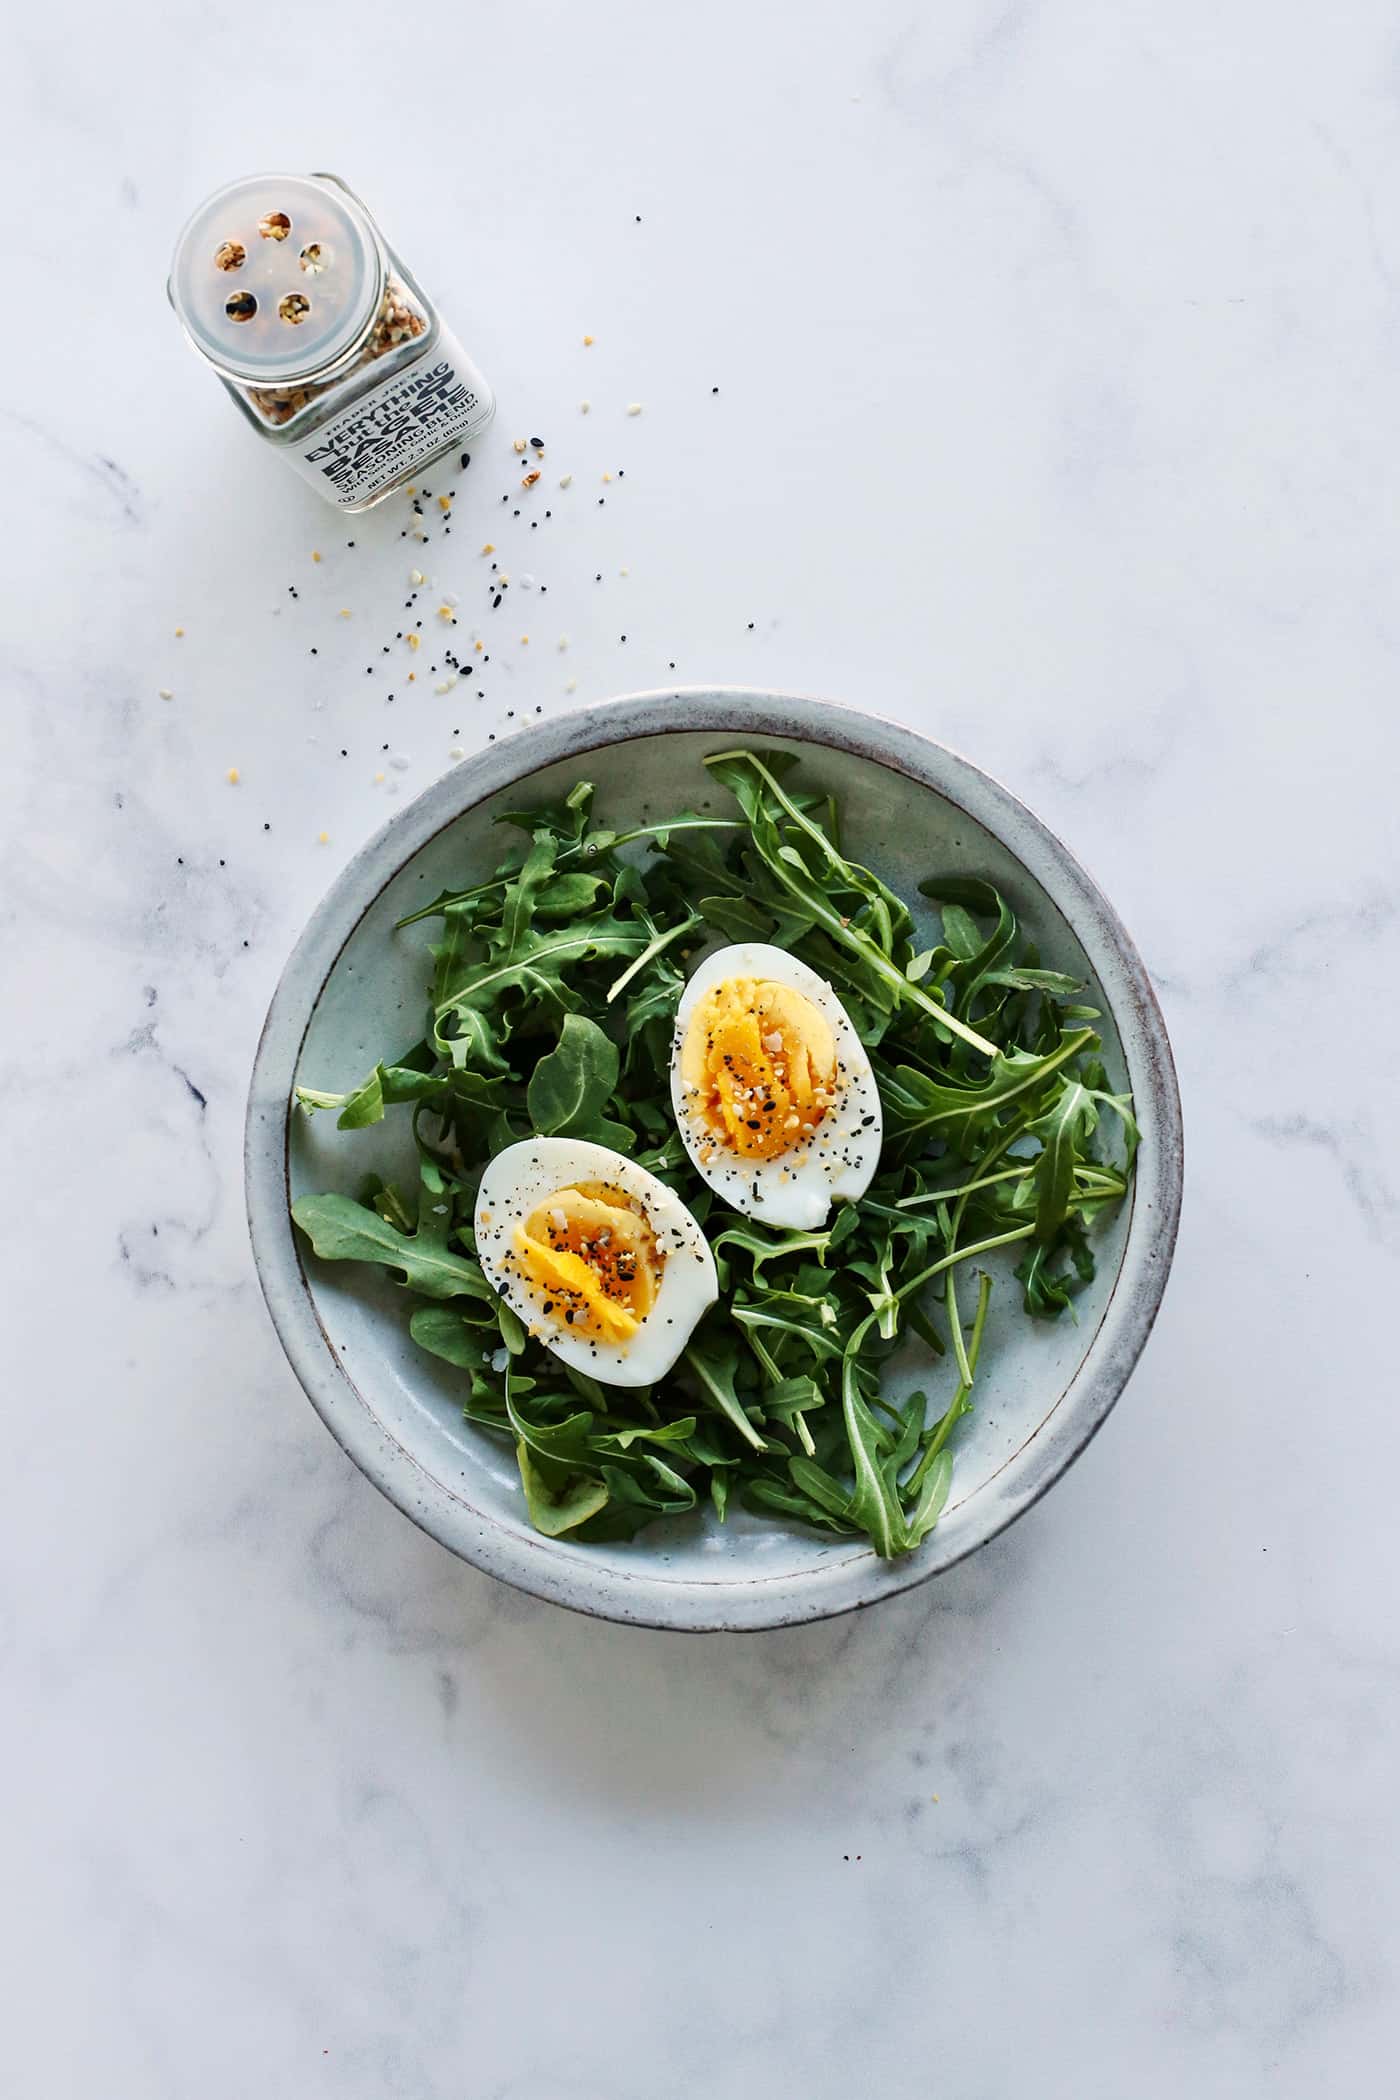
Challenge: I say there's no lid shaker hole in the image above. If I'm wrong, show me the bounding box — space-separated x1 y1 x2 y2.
213 239 246 271
258 210 292 241
299 242 329 275
225 290 258 322
278 292 311 325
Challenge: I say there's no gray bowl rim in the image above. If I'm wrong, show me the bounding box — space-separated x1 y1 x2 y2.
245 688 1183 1633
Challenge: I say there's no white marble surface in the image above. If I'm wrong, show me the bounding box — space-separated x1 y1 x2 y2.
5 1 1400 2091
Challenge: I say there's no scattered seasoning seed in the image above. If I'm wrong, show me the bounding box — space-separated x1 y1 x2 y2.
627 403 642 415
520 635 530 645
410 568 426 584
620 565 630 576
522 470 541 487
558 636 569 650
512 438 527 454
449 745 465 759
602 472 612 483
481 542 495 554
226 767 240 784
406 633 420 650
437 604 454 620
583 334 594 346
580 401 590 413
339 608 351 618
318 831 330 844
439 495 451 512
565 677 577 692
174 627 184 638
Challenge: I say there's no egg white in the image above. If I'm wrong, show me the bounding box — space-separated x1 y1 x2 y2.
669 941 884 1230
474 1137 717 1388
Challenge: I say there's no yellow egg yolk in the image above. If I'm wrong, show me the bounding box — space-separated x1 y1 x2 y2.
514 1182 662 1341
681 977 838 1160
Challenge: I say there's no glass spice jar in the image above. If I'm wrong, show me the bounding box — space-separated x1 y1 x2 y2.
168 172 495 510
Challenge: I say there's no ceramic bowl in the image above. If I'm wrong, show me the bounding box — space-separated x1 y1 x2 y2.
245 691 1182 1631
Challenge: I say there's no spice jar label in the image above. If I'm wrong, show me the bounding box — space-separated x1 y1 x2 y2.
292 333 490 505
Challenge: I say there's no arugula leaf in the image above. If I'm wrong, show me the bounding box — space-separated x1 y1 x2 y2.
292 1193 493 1301
527 1014 634 1149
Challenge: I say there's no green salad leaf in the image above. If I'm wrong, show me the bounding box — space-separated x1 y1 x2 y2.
291 749 1138 1557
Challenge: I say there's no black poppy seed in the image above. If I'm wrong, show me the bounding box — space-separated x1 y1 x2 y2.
347 540 355 547
530 437 544 450
712 386 719 394
263 822 270 832
460 452 471 470
310 647 318 655
748 622 754 629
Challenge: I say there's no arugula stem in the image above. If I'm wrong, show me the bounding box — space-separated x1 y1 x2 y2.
946 1262 973 1388
606 913 701 1004
601 818 744 853
896 1164 1032 1209
895 1223 1035 1304
905 1274 992 1496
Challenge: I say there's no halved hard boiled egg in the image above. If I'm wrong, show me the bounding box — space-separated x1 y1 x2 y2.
474 1137 718 1387
670 942 883 1229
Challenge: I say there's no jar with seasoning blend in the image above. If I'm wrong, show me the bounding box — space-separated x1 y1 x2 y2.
168 172 494 510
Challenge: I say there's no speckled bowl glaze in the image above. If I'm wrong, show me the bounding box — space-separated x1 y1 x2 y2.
246 692 1183 1632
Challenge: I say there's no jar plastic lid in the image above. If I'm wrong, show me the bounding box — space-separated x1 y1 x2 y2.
169 173 384 385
